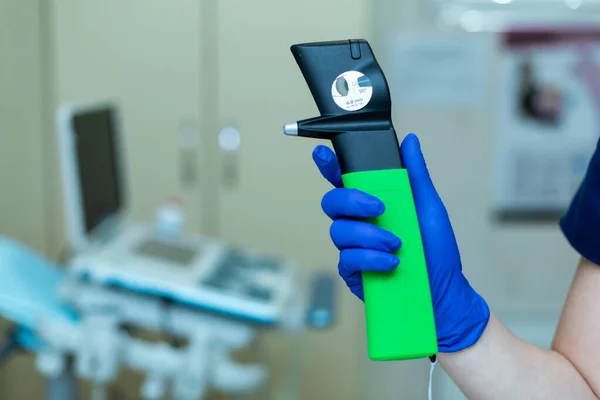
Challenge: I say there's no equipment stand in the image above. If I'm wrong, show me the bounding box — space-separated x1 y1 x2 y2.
46 361 78 400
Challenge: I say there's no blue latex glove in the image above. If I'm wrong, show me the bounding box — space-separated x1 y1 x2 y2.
312 133 490 353
561 137 600 266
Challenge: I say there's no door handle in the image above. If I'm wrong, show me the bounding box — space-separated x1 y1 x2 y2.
218 126 241 188
178 121 200 188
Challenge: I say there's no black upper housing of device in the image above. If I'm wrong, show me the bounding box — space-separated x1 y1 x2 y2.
291 39 392 120
290 39 404 173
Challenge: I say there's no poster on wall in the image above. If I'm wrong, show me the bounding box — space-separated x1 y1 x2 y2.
493 27 600 220
386 32 489 109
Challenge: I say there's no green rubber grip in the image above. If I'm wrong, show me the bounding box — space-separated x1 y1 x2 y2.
342 168 437 360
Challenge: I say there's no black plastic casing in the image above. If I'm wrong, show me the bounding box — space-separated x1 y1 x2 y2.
290 39 403 173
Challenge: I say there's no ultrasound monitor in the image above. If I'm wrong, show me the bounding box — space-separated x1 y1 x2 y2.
57 101 128 251
71 107 124 235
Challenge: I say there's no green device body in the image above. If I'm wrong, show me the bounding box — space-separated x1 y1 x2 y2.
283 39 437 360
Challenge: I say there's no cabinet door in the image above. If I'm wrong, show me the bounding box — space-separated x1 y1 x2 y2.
216 2 369 399
51 0 206 238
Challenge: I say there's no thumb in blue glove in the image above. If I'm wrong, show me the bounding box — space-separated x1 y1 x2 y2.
312 133 490 353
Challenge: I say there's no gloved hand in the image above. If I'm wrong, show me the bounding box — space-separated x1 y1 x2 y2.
561 137 600 266
312 133 490 353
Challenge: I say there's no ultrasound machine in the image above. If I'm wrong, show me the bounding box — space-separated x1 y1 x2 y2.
0 100 336 400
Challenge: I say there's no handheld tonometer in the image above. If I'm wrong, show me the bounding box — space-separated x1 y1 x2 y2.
283 39 437 360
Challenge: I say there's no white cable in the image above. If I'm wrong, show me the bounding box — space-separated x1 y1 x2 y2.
428 357 437 400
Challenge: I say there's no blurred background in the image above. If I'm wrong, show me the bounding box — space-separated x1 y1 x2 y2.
1 0 600 399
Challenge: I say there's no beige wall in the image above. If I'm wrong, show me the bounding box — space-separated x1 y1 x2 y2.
363 0 580 398
372 0 577 322
0 1 56 399
0 0 49 255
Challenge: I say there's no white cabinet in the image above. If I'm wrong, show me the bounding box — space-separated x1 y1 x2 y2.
216 2 369 399
54 1 374 397
51 0 206 239
1 0 372 398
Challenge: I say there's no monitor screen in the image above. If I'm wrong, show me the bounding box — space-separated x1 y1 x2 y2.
71 107 123 235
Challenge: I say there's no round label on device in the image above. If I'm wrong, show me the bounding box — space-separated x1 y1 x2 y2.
331 70 373 112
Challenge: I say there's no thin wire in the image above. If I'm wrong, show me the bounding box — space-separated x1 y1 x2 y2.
428 356 437 400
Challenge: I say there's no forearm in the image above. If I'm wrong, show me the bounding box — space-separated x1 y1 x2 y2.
552 258 600 397
439 312 598 400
